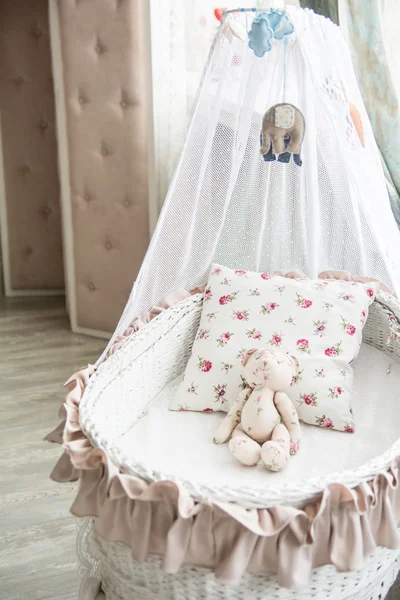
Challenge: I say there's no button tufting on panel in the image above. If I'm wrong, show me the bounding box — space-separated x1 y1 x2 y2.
100 143 111 158
19 164 31 175
79 94 88 106
105 241 113 251
38 119 48 131
24 246 33 258
88 281 96 291
84 192 92 202
123 197 132 208
12 76 25 89
120 89 138 110
95 39 106 55
31 26 43 40
41 206 52 219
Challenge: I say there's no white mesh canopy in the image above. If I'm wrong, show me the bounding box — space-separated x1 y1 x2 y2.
103 7 400 358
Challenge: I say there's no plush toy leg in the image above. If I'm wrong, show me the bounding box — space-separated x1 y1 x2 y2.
229 425 262 466
262 142 276 162
271 134 286 155
261 424 290 472
287 128 303 167
293 153 302 167
260 131 275 162
260 131 272 156
273 391 301 455
277 151 291 163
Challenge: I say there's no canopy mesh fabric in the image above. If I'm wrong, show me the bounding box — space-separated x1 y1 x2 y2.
101 7 400 360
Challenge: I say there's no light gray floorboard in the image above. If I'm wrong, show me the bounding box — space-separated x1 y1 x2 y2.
0 296 105 600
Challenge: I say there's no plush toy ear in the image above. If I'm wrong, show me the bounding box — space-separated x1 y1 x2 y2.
242 348 258 367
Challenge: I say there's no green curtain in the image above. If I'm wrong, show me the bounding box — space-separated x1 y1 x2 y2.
300 0 400 226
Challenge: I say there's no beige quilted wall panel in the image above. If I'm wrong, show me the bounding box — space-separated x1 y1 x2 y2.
0 0 64 292
56 0 149 333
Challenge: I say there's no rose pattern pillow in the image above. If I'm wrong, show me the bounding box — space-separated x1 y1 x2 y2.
170 264 379 432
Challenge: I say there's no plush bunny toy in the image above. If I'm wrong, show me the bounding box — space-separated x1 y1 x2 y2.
213 348 301 471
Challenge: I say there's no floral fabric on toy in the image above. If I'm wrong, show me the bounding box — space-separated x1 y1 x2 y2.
170 264 379 432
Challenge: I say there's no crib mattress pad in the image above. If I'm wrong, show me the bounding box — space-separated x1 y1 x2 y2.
116 343 400 500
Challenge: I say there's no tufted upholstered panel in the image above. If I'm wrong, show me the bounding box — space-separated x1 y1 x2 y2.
0 0 64 292
54 0 149 334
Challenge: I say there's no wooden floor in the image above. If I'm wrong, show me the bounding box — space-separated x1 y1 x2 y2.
0 295 105 600
0 294 399 600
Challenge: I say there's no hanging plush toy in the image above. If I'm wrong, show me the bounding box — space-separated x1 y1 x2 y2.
260 102 306 166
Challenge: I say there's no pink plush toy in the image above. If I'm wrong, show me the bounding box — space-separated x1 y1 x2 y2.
213 348 301 471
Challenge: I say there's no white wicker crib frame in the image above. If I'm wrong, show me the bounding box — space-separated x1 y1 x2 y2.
79 290 400 509
75 516 400 600
89 525 400 600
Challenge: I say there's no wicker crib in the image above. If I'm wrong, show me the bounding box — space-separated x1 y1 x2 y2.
48 290 400 600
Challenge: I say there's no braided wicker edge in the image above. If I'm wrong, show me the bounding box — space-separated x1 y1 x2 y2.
79 290 400 508
79 295 203 437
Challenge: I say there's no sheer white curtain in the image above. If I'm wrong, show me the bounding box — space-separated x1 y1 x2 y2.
338 0 400 226
385 1 400 98
148 0 299 223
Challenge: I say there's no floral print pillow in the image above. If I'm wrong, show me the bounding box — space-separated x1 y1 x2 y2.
170 264 379 432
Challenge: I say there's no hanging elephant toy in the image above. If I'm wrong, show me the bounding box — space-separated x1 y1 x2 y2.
260 103 305 166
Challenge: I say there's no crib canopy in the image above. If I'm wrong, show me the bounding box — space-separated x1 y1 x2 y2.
103 7 400 358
